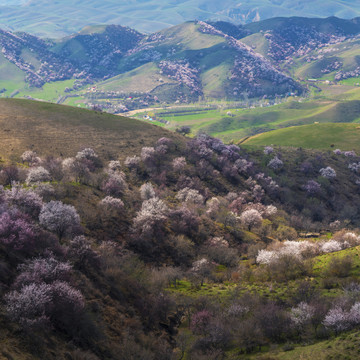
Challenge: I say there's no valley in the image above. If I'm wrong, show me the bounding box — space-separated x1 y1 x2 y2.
3 16 360 148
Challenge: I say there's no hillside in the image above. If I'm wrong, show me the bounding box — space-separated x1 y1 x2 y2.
242 123 360 151
1 0 360 37
2 99 360 358
0 99 183 161
4 16 360 111
0 21 304 107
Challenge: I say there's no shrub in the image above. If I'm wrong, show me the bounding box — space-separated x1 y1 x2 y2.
204 244 239 267
67 235 100 270
26 167 51 185
323 306 351 333
5 184 43 218
39 201 81 240
99 196 124 212
14 256 72 288
191 310 212 335
255 302 291 342
75 148 98 161
267 254 312 281
176 126 191 135
21 151 40 166
268 156 283 170
176 187 204 205
42 156 63 181
141 147 156 164
124 155 141 169
290 302 315 330
191 258 211 286
0 166 20 185
276 225 298 240
324 256 353 278
319 166 336 179
133 197 168 240
107 160 122 173
140 182 156 200
0 211 36 251
173 157 187 171
320 240 342 253
5 281 85 331
304 180 321 195
51 280 85 313
239 209 263 230
206 197 220 217
264 146 274 155
5 283 52 329
34 183 55 199
101 173 128 197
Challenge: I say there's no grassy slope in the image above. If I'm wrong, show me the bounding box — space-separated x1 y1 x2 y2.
292 39 360 81
152 99 351 141
0 98 183 162
252 330 360 359
243 123 360 151
240 33 270 57
157 22 225 50
169 242 360 358
0 53 26 95
93 22 228 94
96 62 177 93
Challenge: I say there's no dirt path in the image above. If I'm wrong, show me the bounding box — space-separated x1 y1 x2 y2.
123 105 196 116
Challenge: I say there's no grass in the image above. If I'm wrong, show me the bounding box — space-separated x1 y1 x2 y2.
0 53 27 96
0 98 183 162
243 123 360 151
16 79 77 102
96 62 176 93
313 246 360 276
253 330 360 359
148 98 358 142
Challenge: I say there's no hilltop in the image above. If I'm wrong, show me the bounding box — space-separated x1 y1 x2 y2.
0 99 183 162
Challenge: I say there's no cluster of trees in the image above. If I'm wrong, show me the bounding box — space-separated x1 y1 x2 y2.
1 133 360 358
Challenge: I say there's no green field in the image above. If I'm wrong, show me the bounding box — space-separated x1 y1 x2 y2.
142 94 360 141
0 77 79 103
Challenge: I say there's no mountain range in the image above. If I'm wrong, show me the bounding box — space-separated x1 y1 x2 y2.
3 15 360 112
1 0 360 37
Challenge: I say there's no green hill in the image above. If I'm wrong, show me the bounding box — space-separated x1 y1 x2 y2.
242 122 360 151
